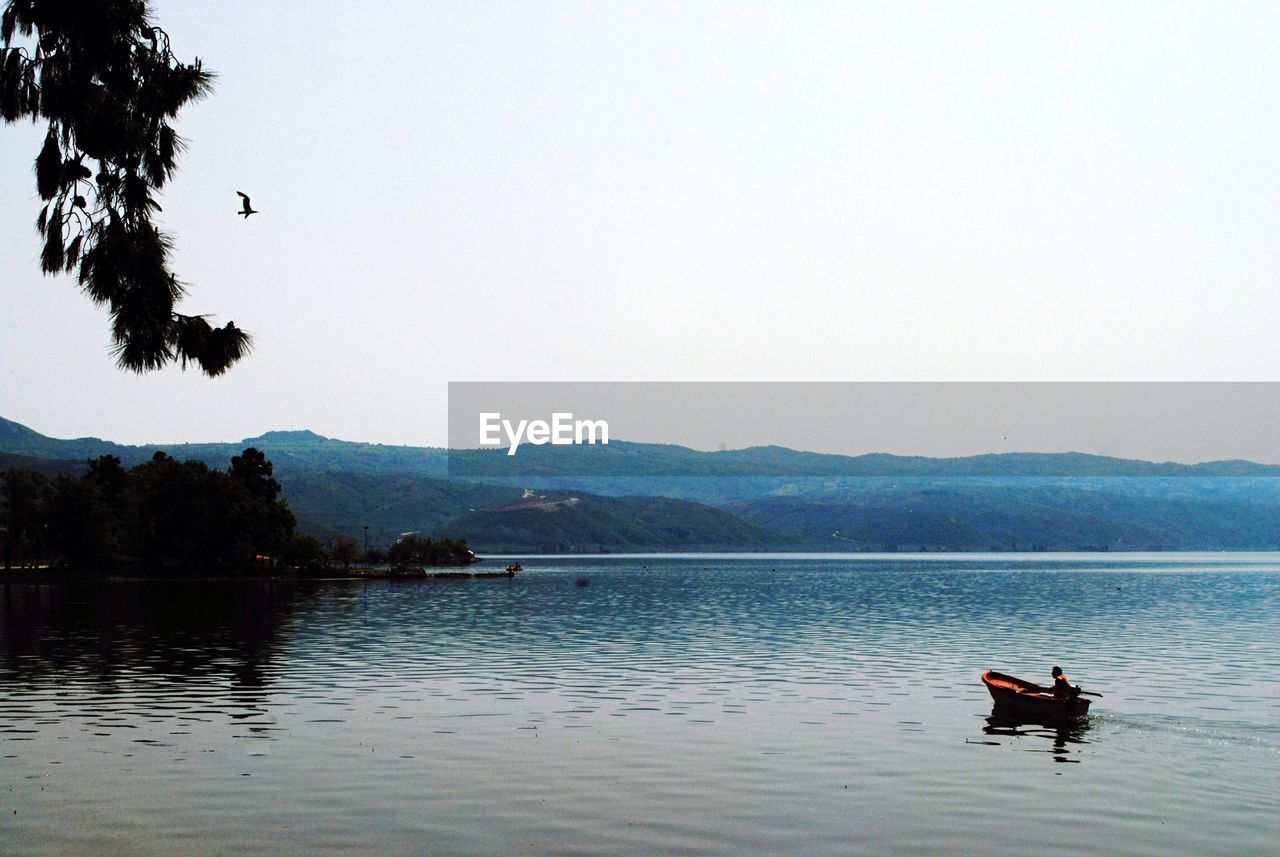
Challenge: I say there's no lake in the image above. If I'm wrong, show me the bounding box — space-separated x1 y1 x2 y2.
2 553 1277 856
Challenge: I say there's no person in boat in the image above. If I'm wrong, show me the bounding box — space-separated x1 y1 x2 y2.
1050 666 1079 699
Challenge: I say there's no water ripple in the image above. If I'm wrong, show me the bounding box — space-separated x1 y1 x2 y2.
2 555 1278 856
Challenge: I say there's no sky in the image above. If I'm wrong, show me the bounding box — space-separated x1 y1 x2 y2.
1 1 1277 448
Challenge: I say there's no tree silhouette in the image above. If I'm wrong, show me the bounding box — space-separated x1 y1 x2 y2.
229 447 281 501
1 466 50 569
1 0 250 376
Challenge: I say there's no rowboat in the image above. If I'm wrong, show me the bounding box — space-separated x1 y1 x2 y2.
982 670 1091 719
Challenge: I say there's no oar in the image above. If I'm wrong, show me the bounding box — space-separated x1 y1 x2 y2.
1077 689 1102 698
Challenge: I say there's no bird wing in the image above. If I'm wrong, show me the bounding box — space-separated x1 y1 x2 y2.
237 191 250 200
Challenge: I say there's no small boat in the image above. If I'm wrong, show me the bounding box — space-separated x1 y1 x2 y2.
505 563 522 574
982 670 1091 719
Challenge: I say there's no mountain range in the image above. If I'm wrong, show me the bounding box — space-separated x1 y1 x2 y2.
3 415 1279 553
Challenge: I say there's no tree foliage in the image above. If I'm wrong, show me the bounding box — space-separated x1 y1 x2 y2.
331 535 359 569
230 447 281 501
0 466 51 569
388 534 476 567
281 533 325 571
1 447 295 571
1 0 250 376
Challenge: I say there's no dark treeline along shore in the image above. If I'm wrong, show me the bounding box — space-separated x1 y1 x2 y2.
1 448 292 573
0 447 477 575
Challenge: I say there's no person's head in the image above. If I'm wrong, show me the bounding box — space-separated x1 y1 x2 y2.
1051 666 1063 677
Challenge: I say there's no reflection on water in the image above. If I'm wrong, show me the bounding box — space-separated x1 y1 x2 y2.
0 579 320 745
1 554 1277 857
1 579 314 685
982 710 1091 763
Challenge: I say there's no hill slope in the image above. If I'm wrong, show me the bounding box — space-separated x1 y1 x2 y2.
7 416 1279 479
278 471 520 544
728 485 1280 551
436 492 787 553
0 417 448 476
6 416 1280 552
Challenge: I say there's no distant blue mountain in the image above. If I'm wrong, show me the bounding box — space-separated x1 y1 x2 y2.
5 415 1280 552
5 414 1277 479
0 415 449 475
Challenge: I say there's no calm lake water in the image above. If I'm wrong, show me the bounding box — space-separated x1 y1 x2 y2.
2 553 1277 856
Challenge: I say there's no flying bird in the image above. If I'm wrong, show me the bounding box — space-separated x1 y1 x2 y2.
236 191 258 218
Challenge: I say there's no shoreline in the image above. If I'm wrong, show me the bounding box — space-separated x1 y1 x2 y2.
5 548 1279 583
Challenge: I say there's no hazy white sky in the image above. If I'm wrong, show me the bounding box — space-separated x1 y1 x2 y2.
2 1 1277 447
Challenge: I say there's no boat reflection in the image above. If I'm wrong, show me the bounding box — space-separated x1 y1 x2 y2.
982 708 1092 763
